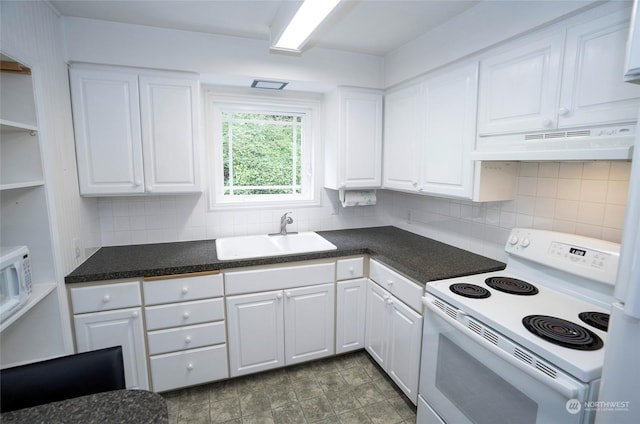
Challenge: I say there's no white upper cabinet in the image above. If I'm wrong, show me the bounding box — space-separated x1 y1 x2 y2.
478 8 640 136
70 64 201 196
477 32 563 135
419 62 478 199
560 10 640 127
382 84 422 192
624 0 640 82
325 87 383 190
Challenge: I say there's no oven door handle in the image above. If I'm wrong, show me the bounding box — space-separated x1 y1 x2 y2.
422 295 581 399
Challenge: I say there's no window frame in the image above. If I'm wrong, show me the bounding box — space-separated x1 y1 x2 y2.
205 89 322 210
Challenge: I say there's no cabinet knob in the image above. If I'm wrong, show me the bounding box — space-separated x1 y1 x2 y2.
185 336 192 344
348 267 354 274
102 294 111 303
134 180 142 187
183 312 190 319
558 107 570 116
146 186 153 192
181 287 189 295
131 311 139 318
387 279 394 287
542 118 553 127
412 181 418 187
276 293 283 300
386 298 393 305
187 363 194 371
285 291 292 299
383 295 390 301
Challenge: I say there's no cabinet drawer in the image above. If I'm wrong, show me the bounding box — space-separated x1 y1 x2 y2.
337 257 365 280
143 273 223 305
145 298 224 330
150 344 228 392
71 281 141 314
225 262 335 295
369 260 422 312
147 322 226 355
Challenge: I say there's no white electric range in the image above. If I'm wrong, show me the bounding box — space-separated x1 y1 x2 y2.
418 228 620 424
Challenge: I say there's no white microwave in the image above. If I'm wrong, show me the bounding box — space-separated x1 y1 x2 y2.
0 246 33 323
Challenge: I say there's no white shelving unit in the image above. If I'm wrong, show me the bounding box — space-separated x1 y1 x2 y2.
0 53 66 367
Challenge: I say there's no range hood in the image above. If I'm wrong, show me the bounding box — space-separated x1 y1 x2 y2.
471 124 635 161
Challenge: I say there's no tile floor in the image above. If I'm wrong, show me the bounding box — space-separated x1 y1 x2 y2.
161 350 417 424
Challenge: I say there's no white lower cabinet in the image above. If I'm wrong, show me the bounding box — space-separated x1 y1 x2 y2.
336 278 367 354
226 283 335 377
71 280 150 391
149 345 228 393
143 272 228 392
365 279 423 404
226 290 285 377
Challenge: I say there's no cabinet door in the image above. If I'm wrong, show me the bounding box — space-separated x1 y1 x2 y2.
559 10 640 127
336 279 367 354
364 280 390 368
226 290 284 377
284 283 335 365
139 75 201 193
70 67 144 195
420 63 478 199
383 84 422 192
73 307 149 390
386 298 423 404
477 32 563 135
340 90 383 188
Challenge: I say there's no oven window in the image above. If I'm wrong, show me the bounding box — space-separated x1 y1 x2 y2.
436 334 538 424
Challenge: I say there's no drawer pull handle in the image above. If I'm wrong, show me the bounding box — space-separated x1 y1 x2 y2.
181 287 189 295
349 267 354 274
185 336 192 344
187 363 194 371
183 312 190 319
131 311 139 318
102 294 111 303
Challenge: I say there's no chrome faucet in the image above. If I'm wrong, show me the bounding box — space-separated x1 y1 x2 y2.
277 212 295 235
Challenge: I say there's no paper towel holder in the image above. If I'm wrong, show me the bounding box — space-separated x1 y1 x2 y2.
339 189 377 207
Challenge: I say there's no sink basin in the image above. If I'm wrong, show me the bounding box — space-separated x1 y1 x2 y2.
215 232 337 260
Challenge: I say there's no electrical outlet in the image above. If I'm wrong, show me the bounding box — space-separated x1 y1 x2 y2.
73 238 82 263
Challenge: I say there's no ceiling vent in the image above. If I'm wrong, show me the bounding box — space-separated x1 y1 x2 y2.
251 80 288 90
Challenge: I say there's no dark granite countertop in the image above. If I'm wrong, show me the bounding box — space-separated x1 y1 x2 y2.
65 226 505 286
0 389 167 423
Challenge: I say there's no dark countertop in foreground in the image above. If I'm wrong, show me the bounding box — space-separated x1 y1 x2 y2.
0 389 167 424
65 226 505 286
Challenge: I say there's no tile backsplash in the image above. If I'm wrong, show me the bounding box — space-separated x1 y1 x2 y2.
388 161 630 262
97 161 630 263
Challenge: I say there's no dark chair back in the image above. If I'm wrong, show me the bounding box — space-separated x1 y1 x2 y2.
0 346 126 413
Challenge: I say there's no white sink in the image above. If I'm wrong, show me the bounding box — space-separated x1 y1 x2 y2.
215 232 337 260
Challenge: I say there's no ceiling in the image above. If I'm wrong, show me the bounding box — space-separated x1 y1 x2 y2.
50 0 481 56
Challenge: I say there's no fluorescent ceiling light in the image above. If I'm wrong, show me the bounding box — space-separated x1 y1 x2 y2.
272 0 341 52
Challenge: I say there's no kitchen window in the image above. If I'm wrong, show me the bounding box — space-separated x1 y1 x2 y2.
206 90 321 209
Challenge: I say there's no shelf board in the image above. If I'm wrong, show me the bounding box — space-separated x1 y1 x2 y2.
0 180 45 191
0 118 38 133
0 283 57 333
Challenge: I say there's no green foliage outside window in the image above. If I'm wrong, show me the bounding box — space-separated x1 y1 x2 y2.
222 112 303 195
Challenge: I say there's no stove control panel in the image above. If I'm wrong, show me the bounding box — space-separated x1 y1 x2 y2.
548 242 610 269
505 228 620 286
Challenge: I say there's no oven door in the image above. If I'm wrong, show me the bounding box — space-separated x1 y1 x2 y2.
419 294 595 424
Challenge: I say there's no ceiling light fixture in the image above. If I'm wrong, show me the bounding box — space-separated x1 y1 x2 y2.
271 0 342 52
251 80 289 90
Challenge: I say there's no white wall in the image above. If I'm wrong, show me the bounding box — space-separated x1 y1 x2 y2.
384 0 604 87
62 17 385 90
388 161 630 262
